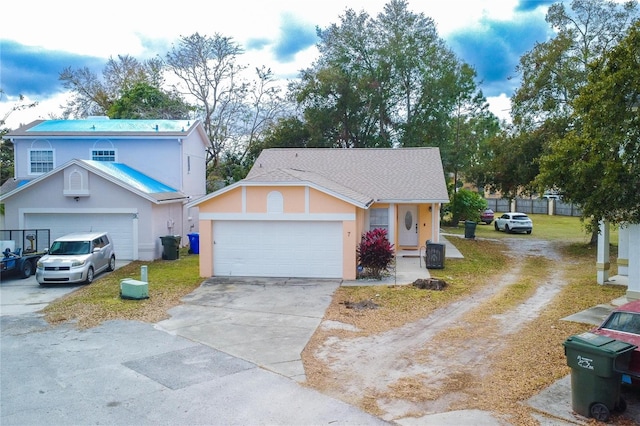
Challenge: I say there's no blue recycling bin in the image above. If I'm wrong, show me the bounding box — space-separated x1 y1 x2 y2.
187 233 200 254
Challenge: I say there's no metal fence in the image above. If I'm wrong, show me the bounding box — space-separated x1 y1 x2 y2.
485 198 582 217
555 200 582 217
0 229 51 253
485 198 510 212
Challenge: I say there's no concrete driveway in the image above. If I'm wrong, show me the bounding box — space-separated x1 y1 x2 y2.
156 277 342 382
1 273 388 425
0 260 130 316
0 273 80 316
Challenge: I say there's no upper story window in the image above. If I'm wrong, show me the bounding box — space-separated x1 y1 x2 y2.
29 149 54 174
91 140 116 162
369 208 389 231
91 149 116 161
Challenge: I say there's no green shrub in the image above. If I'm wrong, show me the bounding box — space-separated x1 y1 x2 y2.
450 189 487 224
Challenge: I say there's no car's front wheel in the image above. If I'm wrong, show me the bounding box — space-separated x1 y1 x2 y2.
107 255 116 271
85 267 94 284
494 222 499 231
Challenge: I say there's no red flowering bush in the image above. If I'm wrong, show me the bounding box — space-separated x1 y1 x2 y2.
357 228 395 279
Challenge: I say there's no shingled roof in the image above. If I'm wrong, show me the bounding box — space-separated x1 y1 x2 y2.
247 148 449 204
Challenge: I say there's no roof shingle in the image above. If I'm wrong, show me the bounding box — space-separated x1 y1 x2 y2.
247 148 449 203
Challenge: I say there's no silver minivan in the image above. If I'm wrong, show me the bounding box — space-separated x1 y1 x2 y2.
36 232 116 285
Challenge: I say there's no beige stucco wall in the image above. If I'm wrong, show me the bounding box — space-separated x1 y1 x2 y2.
418 204 434 245
199 188 242 212
365 202 436 250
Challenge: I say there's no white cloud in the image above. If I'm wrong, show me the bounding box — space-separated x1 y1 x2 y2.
2 0 534 128
487 93 512 123
3 0 522 58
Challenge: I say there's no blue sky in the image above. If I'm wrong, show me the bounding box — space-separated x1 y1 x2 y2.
0 0 556 128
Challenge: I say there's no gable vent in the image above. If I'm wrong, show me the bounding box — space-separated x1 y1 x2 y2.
63 167 90 197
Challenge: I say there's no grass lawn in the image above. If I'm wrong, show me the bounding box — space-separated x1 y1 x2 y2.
42 249 203 329
444 213 619 245
43 214 622 333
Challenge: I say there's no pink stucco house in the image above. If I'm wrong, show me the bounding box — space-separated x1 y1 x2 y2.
187 148 449 279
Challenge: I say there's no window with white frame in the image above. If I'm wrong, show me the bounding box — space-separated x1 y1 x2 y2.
369 208 388 231
29 149 54 174
91 149 116 161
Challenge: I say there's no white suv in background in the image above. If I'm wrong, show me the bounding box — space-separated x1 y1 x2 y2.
494 212 533 234
36 232 116 285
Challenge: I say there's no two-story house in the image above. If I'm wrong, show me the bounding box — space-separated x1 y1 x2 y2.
0 118 208 261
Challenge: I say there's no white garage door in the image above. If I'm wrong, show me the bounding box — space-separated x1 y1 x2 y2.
24 213 134 260
213 221 343 278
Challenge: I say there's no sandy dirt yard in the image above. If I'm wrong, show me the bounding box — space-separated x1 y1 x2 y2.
303 238 577 424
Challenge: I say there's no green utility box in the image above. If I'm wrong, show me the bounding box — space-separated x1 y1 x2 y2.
563 332 636 422
120 278 149 300
160 235 181 260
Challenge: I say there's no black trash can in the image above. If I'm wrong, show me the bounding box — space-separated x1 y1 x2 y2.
464 220 477 239
425 240 446 269
160 235 181 260
563 332 636 422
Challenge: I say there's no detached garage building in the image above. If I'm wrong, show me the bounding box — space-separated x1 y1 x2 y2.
187 148 449 280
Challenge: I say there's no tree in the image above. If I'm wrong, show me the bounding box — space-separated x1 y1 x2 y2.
245 117 311 165
512 0 638 129
60 55 164 118
448 189 488 224
293 8 388 148
1 91 38 186
537 21 640 226
446 64 500 192
292 0 496 179
107 82 192 119
164 33 248 169
493 0 639 197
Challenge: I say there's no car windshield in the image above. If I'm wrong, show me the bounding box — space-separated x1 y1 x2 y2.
513 215 529 221
601 312 640 335
49 241 91 255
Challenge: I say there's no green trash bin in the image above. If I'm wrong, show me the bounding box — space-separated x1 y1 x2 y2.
160 235 181 260
563 332 636 422
464 220 477 239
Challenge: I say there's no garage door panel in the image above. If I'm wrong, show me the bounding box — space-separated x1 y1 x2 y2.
24 213 134 260
213 221 342 278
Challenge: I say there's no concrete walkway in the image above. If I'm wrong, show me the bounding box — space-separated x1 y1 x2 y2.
342 235 464 287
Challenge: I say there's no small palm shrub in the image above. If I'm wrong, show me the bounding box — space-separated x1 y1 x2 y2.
357 228 395 279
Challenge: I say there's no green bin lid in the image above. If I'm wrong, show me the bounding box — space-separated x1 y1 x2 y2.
565 332 637 354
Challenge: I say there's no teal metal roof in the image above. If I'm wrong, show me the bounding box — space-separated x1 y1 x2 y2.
82 160 178 194
27 119 193 133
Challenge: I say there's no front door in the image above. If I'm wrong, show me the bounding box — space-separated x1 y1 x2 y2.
398 205 419 246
